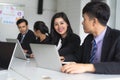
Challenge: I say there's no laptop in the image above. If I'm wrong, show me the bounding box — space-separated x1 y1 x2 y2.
30 43 62 71
6 38 27 60
0 42 16 73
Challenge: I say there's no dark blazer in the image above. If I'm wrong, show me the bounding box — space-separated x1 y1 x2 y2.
35 36 51 44
59 33 81 62
17 30 36 54
76 27 120 74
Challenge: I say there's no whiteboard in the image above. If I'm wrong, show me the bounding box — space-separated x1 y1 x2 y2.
0 3 24 41
0 3 24 24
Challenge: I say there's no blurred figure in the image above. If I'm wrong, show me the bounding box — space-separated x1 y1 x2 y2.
33 21 51 44
16 18 36 58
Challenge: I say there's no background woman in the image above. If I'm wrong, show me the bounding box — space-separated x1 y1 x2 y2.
50 12 81 62
33 21 51 44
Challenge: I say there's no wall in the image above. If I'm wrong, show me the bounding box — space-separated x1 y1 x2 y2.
115 0 120 30
0 0 57 41
79 0 90 44
57 0 81 36
106 0 116 29
104 0 120 30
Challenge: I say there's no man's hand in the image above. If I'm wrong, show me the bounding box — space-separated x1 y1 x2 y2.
60 56 65 62
61 63 95 74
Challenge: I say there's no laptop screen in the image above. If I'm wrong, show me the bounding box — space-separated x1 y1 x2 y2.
6 38 27 60
30 43 62 71
0 42 16 69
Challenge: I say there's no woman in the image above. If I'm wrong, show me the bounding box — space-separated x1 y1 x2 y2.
50 12 81 62
33 21 51 44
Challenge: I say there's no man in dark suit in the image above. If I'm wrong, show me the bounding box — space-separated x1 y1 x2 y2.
61 1 120 74
16 18 36 58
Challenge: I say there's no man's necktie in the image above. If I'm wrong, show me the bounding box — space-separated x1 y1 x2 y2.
89 39 97 63
20 35 24 43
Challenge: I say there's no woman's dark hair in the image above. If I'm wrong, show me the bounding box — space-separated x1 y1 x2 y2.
83 1 110 26
16 18 28 26
50 12 73 44
33 21 49 35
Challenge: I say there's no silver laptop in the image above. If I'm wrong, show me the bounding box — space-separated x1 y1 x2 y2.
0 42 16 73
30 44 62 71
6 38 27 60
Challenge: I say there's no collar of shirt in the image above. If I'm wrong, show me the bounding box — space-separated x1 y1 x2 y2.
56 39 62 50
94 27 107 44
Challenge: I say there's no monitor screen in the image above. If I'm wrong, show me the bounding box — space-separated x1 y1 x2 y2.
0 42 16 69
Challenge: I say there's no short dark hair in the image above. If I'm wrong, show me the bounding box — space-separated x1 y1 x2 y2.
33 21 49 34
82 1 110 26
16 18 28 26
50 12 73 44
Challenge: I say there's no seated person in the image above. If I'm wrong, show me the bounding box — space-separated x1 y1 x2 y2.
33 21 51 44
50 12 81 62
61 1 120 74
16 18 36 58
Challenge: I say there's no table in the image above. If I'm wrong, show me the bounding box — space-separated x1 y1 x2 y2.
10 57 120 80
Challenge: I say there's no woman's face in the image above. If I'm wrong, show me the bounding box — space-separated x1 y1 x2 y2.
54 17 68 37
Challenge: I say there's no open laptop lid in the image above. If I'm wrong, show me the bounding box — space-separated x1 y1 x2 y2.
30 43 62 71
6 38 27 60
0 42 16 70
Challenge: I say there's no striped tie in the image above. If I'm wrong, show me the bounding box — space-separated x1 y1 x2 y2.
89 39 97 63
20 34 24 43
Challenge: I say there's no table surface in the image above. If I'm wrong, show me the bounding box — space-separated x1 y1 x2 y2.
8 57 120 80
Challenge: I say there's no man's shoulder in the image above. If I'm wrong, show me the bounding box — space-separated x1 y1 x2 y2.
111 28 120 34
105 27 120 43
28 29 34 33
26 29 35 35
26 29 35 38
85 34 93 40
109 28 120 37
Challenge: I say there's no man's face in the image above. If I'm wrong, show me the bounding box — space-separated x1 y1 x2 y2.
17 22 28 34
82 13 94 34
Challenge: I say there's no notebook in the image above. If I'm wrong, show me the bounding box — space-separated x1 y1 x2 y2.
0 42 16 73
30 43 62 71
6 38 27 60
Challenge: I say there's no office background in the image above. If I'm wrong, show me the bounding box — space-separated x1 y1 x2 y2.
0 0 119 44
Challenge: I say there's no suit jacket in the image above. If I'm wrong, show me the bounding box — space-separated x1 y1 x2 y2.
17 30 36 54
59 33 81 62
35 36 51 44
76 27 120 74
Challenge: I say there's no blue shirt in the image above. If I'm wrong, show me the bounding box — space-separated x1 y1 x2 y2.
93 27 107 63
20 30 28 43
